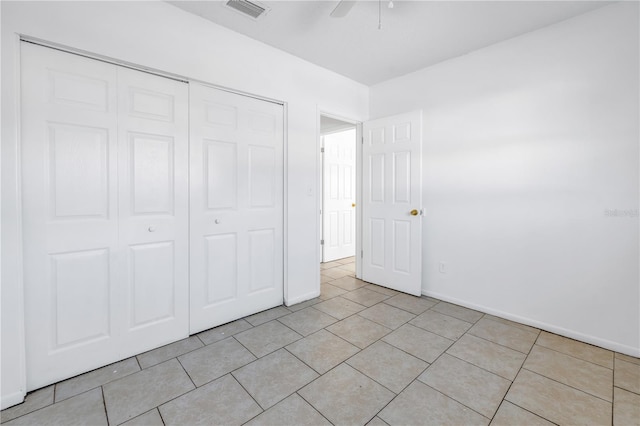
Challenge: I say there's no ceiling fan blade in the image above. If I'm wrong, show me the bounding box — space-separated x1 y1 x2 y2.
330 0 356 18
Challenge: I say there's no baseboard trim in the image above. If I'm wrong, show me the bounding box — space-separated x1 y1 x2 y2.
1 390 26 411
422 289 640 358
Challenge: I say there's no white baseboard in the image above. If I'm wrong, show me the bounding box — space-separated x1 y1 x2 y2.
284 289 320 307
1 390 25 411
422 289 640 358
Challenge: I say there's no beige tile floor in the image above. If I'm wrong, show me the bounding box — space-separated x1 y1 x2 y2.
2 256 639 425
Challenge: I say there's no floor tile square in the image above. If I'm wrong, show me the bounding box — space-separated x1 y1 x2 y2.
359 303 415 329
244 394 330 426
159 374 261 426
55 357 140 402
121 409 164 426
419 353 510 418
321 261 342 269
362 284 399 296
313 296 366 320
299 363 394 426
137 336 203 369
447 334 526 380
197 319 253 345
367 416 389 426
178 337 256 386
277 307 337 336
382 323 453 363
613 387 640 426
342 288 391 307
327 315 392 349
536 331 613 368
468 318 537 353
615 358 640 394
383 294 435 315
409 310 472 340
524 345 613 401
432 301 484 323
3 388 106 426
287 298 321 312
490 401 554 426
286 329 359 374
378 381 488 426
347 341 427 393
338 263 356 274
506 369 612 425
0 386 53 423
245 306 292 326
616 352 640 366
233 349 318 409
103 359 194 425
234 320 302 358
321 267 351 280
320 274 334 283
331 276 367 291
336 256 355 264
319 283 347 300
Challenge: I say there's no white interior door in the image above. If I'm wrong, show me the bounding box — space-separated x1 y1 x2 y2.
189 83 284 334
322 129 356 262
116 67 190 351
362 111 423 296
21 42 189 390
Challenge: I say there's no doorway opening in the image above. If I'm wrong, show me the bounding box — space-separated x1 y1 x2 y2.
319 113 361 288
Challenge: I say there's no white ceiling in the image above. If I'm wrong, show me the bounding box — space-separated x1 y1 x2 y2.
169 0 611 86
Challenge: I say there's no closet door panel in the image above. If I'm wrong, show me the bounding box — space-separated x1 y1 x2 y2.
21 43 189 390
117 67 189 348
21 43 120 390
190 83 284 333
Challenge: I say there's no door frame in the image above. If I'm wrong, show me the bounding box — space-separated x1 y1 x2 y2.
2 35 290 406
316 109 362 280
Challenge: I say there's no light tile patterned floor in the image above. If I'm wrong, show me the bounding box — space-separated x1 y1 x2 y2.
2 257 639 425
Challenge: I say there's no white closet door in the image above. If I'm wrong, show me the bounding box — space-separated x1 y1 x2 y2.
21 42 189 390
190 83 284 333
116 67 189 351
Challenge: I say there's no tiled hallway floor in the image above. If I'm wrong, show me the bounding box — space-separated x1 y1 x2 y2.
2 257 639 425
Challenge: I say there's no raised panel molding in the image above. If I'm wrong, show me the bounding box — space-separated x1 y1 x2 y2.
248 145 276 208
129 87 174 122
204 139 238 210
129 242 175 329
205 234 238 305
130 133 174 215
50 249 110 349
49 70 108 111
248 229 275 293
205 102 237 128
49 123 109 219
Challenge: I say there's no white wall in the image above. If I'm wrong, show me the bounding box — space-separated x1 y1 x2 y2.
1 0 368 408
370 2 639 356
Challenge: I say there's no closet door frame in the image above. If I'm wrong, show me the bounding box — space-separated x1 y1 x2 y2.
3 37 289 400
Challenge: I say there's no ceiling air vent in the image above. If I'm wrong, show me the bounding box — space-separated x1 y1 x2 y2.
225 0 269 20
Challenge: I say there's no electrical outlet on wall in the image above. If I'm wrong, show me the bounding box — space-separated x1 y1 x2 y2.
438 261 446 273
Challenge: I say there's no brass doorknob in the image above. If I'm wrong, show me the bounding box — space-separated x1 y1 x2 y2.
410 209 419 216
352 203 356 207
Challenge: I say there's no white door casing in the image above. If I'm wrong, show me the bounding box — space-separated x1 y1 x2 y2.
189 83 284 334
21 42 189 390
362 111 423 296
322 129 356 262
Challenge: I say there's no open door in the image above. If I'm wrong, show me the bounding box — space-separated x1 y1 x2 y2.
322 128 357 262
362 111 422 296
